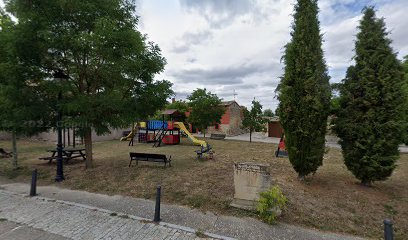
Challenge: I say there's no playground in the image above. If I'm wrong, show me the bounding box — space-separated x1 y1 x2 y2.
0 137 407 239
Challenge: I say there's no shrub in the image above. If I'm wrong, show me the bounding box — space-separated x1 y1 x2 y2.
256 186 288 224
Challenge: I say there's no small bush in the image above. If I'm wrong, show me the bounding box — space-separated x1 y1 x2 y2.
256 185 287 224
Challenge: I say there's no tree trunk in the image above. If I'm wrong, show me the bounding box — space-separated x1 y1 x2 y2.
84 127 94 168
203 128 206 138
11 131 18 169
249 130 252 143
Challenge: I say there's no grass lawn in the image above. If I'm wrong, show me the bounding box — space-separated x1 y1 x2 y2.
0 137 407 239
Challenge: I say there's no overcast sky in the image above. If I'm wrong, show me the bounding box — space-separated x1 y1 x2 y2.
1 0 407 111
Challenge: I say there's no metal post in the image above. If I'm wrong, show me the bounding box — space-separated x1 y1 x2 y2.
63 128 66 148
154 185 161 222
384 219 394 240
67 128 71 147
55 91 65 182
73 127 76 148
30 169 37 196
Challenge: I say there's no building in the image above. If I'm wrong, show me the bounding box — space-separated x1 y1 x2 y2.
265 116 283 138
207 101 245 136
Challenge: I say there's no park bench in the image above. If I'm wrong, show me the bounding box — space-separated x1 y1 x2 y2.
210 133 226 140
129 152 171 167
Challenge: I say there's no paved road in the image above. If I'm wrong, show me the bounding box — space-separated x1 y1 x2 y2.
195 133 408 153
0 183 363 240
0 190 226 240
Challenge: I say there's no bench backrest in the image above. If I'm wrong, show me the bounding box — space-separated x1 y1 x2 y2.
130 152 167 160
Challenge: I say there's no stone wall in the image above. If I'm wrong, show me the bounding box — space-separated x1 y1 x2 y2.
208 102 244 136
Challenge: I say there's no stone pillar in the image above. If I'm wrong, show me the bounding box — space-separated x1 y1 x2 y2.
231 162 271 210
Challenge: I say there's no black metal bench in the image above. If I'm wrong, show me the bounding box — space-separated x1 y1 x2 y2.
210 134 226 140
129 152 171 167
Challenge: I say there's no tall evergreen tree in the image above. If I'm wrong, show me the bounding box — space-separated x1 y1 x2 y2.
402 56 408 145
277 0 331 179
333 7 406 185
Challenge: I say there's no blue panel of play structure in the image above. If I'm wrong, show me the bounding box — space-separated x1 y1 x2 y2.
147 120 168 130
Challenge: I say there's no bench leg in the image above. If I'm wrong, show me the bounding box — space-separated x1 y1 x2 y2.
129 159 132 167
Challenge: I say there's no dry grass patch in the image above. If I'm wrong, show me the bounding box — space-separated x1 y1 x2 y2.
0 138 407 239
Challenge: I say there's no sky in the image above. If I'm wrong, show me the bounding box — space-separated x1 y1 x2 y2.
1 0 407 111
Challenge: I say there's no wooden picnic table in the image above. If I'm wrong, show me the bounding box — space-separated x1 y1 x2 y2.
39 148 86 163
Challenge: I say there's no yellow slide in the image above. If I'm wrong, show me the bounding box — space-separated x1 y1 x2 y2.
120 127 137 141
174 122 207 148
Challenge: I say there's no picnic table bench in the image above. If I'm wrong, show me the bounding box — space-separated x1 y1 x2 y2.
129 152 171 167
39 148 86 163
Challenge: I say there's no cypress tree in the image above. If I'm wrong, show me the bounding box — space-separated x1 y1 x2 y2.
277 0 331 179
333 7 406 185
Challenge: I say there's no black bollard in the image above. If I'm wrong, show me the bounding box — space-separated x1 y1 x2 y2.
384 219 394 240
154 185 161 222
30 169 37 197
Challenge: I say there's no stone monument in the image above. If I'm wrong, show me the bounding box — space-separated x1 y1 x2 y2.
231 162 271 210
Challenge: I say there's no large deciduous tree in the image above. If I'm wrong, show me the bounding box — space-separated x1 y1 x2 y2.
0 10 52 169
187 89 224 137
5 0 170 168
242 100 266 143
333 7 406 185
277 0 331 179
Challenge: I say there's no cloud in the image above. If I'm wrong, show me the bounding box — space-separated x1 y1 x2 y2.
169 61 274 85
172 30 213 53
179 0 255 28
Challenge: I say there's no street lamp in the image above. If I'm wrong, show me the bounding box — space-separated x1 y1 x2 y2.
53 69 69 182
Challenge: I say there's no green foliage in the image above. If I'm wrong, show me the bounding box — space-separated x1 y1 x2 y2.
333 7 406 185
165 100 189 122
242 100 266 142
187 89 225 137
402 56 408 145
0 11 52 135
263 109 274 117
166 100 189 113
5 0 171 164
256 185 288 224
277 0 331 178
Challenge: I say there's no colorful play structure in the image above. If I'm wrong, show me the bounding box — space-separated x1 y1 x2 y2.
120 110 210 155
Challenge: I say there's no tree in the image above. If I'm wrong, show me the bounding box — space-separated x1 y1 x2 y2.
0 10 52 169
263 109 274 117
6 0 171 168
333 7 406 185
165 100 189 122
242 100 266 142
187 89 225 137
277 0 331 179
402 56 408 145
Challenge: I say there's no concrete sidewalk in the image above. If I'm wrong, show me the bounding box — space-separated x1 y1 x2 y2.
0 189 228 240
0 182 363 240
